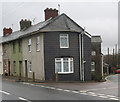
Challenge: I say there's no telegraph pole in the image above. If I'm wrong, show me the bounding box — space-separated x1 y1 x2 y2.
113 48 115 67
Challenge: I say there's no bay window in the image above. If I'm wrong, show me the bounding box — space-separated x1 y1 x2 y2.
55 58 73 73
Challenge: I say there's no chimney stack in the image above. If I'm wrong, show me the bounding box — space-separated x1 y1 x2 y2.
20 19 32 30
3 27 12 36
44 8 58 21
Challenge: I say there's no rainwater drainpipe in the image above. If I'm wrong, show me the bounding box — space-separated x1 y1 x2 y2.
79 27 85 81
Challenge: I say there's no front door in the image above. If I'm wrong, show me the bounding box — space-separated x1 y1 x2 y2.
25 60 28 78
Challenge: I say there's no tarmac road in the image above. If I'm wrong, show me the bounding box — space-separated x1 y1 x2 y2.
1 74 119 101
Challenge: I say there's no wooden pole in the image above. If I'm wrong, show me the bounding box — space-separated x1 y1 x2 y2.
56 72 58 82
33 72 35 82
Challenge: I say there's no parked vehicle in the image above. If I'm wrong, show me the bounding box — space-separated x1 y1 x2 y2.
115 69 120 74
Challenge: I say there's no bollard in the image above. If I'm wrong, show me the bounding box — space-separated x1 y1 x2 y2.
19 73 21 81
56 72 58 82
33 72 35 82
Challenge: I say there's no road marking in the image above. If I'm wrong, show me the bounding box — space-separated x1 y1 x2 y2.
40 85 45 88
0 90 10 95
106 95 117 98
98 96 108 98
56 88 63 91
72 91 79 94
50 87 56 90
45 86 51 89
63 90 71 92
98 94 105 96
109 98 119 100
90 94 98 96
80 92 88 95
87 92 96 94
19 97 28 101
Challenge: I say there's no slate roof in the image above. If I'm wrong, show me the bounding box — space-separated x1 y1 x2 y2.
91 36 102 43
0 13 91 43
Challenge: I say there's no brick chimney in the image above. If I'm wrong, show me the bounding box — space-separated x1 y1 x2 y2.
20 19 32 30
44 8 58 21
3 27 12 36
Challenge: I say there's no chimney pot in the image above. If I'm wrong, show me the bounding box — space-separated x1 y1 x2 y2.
20 19 32 30
3 27 12 36
44 8 58 21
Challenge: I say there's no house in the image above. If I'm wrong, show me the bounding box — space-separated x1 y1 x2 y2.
0 43 3 75
1 8 91 81
91 36 103 80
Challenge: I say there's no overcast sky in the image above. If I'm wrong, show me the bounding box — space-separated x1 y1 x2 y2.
1 0 119 54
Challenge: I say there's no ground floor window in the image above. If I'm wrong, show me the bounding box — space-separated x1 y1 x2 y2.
55 58 74 74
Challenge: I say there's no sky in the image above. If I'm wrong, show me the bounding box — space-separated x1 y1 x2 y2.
0 0 119 55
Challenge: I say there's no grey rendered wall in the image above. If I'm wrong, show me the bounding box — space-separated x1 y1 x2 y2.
22 33 44 80
83 34 91 81
44 32 80 81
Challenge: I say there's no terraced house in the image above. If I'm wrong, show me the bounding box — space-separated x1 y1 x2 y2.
1 8 91 81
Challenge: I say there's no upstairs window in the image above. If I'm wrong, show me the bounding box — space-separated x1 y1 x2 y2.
36 36 40 51
91 51 96 56
60 34 69 48
28 39 31 52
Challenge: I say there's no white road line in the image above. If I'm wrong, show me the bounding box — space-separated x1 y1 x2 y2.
56 88 63 91
106 95 117 98
0 90 10 95
87 92 96 94
98 94 105 96
80 93 88 95
72 91 79 94
40 85 45 88
90 94 98 97
63 90 71 92
98 96 108 99
19 97 28 101
109 98 119 100
50 87 56 90
45 86 51 89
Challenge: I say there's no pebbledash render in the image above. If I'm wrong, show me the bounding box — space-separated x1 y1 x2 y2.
1 8 91 81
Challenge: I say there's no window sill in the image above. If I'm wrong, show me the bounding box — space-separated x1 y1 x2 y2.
60 47 69 49
29 71 32 73
56 72 74 74
36 50 40 52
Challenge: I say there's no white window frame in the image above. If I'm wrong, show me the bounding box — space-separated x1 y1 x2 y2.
36 36 40 51
55 58 74 74
60 34 69 48
29 61 32 72
28 39 31 52
91 51 96 56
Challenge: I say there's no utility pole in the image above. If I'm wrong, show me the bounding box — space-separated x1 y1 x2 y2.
113 48 115 67
107 48 109 75
115 44 118 68
108 48 109 65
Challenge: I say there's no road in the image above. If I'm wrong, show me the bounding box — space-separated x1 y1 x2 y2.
1 74 119 101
